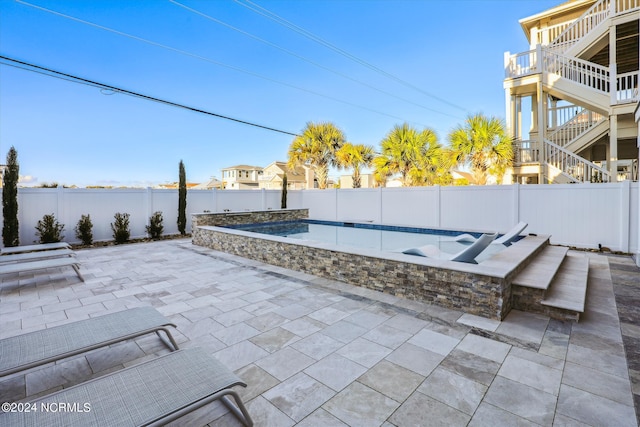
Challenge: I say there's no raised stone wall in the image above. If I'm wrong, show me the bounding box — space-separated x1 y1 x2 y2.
192 209 309 228
193 225 511 320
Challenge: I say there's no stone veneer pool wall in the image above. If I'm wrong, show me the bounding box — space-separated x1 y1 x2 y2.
192 210 525 320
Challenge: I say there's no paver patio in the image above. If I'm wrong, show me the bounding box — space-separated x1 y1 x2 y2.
0 239 637 426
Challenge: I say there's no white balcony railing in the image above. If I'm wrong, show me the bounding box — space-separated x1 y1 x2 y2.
504 50 537 78
543 51 610 93
617 71 639 103
513 140 539 164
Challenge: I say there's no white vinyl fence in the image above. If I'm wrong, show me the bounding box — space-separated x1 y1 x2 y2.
1 183 638 258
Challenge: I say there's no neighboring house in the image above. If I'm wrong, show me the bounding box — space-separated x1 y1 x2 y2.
221 165 263 190
258 161 314 190
338 174 375 189
504 0 639 183
191 176 223 190
157 182 200 189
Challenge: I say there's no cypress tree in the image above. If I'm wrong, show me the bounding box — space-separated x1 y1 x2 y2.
281 173 288 209
178 160 187 235
2 146 19 247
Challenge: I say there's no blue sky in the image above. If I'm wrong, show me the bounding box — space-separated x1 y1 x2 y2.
0 0 560 187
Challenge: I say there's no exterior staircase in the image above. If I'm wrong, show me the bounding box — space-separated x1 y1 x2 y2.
511 244 589 322
505 0 639 183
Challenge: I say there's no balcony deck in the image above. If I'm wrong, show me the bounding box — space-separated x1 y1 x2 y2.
0 239 638 426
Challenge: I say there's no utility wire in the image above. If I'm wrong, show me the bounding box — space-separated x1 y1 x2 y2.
169 0 460 119
16 0 430 126
0 55 300 136
233 0 468 112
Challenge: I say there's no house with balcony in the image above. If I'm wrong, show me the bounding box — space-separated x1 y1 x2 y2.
258 161 314 190
221 165 263 189
504 0 639 184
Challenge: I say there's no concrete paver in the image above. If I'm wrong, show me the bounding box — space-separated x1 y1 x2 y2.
0 239 637 426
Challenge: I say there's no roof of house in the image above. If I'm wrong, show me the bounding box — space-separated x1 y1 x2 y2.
264 161 307 177
221 164 263 170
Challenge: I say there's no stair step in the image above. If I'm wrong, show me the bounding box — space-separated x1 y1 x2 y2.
512 245 569 290
541 253 589 313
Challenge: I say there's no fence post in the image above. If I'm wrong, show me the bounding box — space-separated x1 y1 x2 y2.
145 187 153 225
212 188 218 212
378 186 383 224
261 188 266 210
435 185 441 228
57 185 64 227
335 188 339 221
513 183 520 225
620 180 630 252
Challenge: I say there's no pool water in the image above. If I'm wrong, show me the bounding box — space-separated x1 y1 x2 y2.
227 220 506 262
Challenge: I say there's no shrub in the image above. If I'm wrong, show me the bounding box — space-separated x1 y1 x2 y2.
146 211 164 239
111 212 130 244
2 146 19 247
35 213 65 243
178 160 187 235
75 214 93 245
281 173 288 209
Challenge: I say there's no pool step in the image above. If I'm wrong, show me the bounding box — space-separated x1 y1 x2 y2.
511 245 589 322
511 245 569 290
541 253 589 315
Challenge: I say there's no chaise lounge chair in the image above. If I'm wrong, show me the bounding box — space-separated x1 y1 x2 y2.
0 347 253 427
0 248 75 264
0 242 70 255
0 306 179 378
403 232 498 264
0 256 84 282
454 222 527 246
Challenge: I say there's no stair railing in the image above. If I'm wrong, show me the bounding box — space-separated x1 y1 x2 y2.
547 108 606 148
543 139 611 182
549 0 611 52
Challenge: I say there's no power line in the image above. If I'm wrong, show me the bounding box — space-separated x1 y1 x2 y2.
233 0 468 113
0 55 300 136
169 0 461 119
15 0 433 126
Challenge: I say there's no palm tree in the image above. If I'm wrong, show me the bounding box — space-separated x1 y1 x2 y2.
288 122 346 189
335 143 375 188
448 114 513 185
374 123 444 187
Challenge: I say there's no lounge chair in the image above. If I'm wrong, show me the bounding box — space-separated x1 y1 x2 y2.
0 256 84 282
403 232 498 263
0 242 70 255
454 222 528 246
0 307 179 378
0 248 75 264
0 348 253 427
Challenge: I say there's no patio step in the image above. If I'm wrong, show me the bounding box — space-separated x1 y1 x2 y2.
541 253 589 314
511 245 569 290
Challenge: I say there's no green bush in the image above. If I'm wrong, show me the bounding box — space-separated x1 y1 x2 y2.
146 211 164 239
2 146 19 247
178 160 187 235
111 212 130 244
281 173 288 209
75 214 93 245
35 213 65 243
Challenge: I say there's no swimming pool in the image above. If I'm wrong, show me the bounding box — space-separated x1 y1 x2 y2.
192 209 544 320
226 219 507 262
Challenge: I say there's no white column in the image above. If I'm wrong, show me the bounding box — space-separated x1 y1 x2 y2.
610 115 618 182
